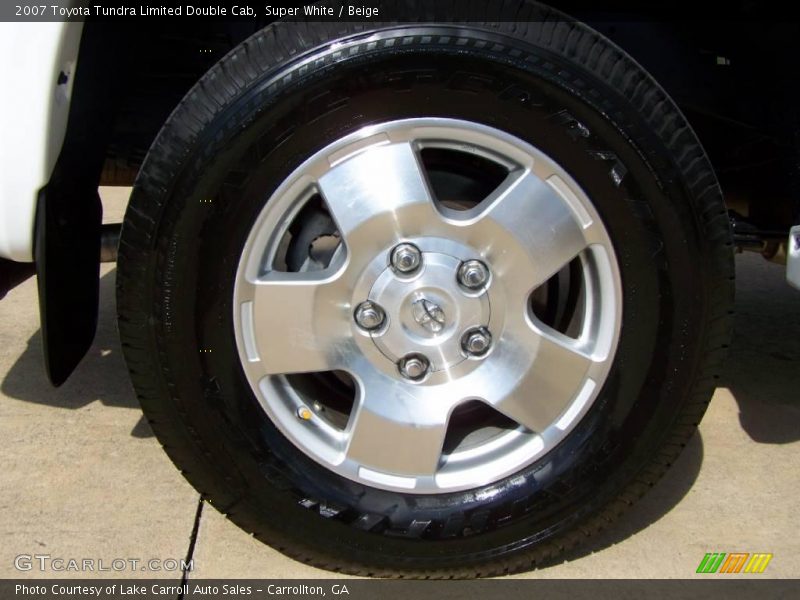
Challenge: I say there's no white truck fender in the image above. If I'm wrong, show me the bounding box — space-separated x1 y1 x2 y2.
0 22 84 262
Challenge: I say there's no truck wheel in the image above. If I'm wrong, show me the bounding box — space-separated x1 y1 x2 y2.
117 4 733 577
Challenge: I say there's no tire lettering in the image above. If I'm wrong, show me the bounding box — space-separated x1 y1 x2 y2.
589 150 628 187
549 109 591 140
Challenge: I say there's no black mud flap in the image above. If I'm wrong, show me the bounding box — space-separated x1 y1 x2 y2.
34 184 102 386
32 23 120 386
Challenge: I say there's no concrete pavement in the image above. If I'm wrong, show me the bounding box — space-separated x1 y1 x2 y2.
0 188 798 579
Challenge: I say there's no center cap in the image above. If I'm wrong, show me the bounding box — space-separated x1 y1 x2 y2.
366 251 491 372
411 297 446 333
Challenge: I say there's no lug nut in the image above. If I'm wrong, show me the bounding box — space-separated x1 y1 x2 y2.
458 259 490 290
462 327 492 357
354 301 385 331
391 243 422 274
398 353 430 381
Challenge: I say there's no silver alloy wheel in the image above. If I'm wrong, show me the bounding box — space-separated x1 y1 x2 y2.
233 119 622 493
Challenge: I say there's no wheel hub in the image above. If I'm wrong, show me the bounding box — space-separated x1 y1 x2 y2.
362 249 492 376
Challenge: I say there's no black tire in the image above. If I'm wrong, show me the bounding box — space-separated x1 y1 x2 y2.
117 2 733 577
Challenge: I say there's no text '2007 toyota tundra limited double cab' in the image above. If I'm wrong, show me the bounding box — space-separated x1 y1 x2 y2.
0 0 798 578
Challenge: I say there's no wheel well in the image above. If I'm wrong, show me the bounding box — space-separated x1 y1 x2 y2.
89 21 267 186
586 18 799 233
92 18 798 232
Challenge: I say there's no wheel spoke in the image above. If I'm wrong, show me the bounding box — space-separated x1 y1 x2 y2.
249 274 350 375
476 169 590 292
489 322 595 432
344 373 449 477
317 142 438 257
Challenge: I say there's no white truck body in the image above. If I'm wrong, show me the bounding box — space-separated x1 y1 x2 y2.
0 22 82 261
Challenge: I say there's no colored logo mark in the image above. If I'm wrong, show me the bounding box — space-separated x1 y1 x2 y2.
696 552 773 574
